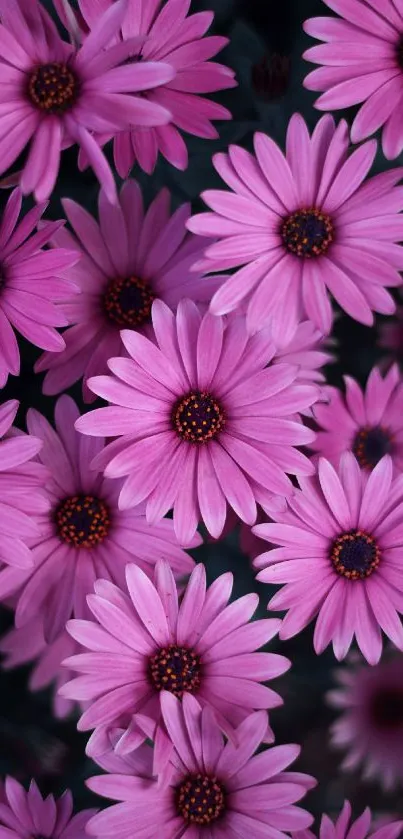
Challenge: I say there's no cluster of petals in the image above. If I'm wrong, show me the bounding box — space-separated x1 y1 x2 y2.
296 800 403 839
86 691 316 839
313 364 403 472
254 452 403 664
0 398 48 571
0 188 79 385
76 299 319 542
0 776 97 839
188 113 403 336
56 0 237 176
0 396 197 687
36 181 225 401
303 0 403 160
327 652 403 791
0 0 176 202
62 560 289 753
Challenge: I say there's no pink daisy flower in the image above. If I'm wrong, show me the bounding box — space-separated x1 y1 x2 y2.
303 1 403 160
0 620 77 719
0 188 79 384
0 776 97 839
312 364 403 472
35 181 225 402
76 300 319 543
0 394 197 638
187 114 403 337
378 306 403 369
295 801 403 839
272 319 334 384
327 652 403 791
56 0 236 176
254 452 403 665
61 560 290 750
86 691 315 839
0 0 175 202
0 398 49 571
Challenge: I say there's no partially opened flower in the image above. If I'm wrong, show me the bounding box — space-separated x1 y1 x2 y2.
295 801 403 839
0 0 174 201
35 181 224 401
187 114 403 337
61 560 289 748
0 395 197 638
327 653 403 791
303 0 403 160
86 692 315 839
0 398 48 571
272 319 334 384
0 188 79 384
254 452 403 664
312 365 403 472
0 776 97 838
59 0 236 176
76 300 318 543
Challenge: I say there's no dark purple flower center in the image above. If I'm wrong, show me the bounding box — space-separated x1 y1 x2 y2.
172 391 225 443
103 276 155 328
176 773 226 825
353 426 392 470
149 645 201 697
282 208 333 257
55 494 110 548
330 530 380 580
370 687 403 729
27 62 78 113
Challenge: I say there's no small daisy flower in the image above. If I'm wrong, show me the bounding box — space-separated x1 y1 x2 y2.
0 620 77 719
254 452 403 665
0 0 175 202
76 300 319 543
86 691 316 839
187 114 403 337
61 560 289 749
273 319 334 384
35 181 225 402
0 398 48 571
303 0 403 160
378 306 403 369
312 365 403 472
0 188 79 384
0 395 197 639
327 653 403 791
59 0 236 176
0 776 97 839
295 801 403 839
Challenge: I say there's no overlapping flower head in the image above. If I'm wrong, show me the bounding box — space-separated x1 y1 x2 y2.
0 0 176 201
54 0 237 176
303 0 403 160
35 181 225 401
0 776 97 839
295 801 403 839
188 113 403 337
327 652 403 791
86 691 316 839
254 453 403 664
76 299 319 542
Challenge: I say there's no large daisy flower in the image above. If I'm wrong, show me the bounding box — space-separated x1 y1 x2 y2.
303 0 403 160
76 300 319 543
0 188 78 385
55 0 236 176
187 114 403 337
61 560 289 749
254 452 403 664
0 0 174 201
0 395 197 638
312 364 403 471
35 181 224 401
327 652 403 791
86 692 316 839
